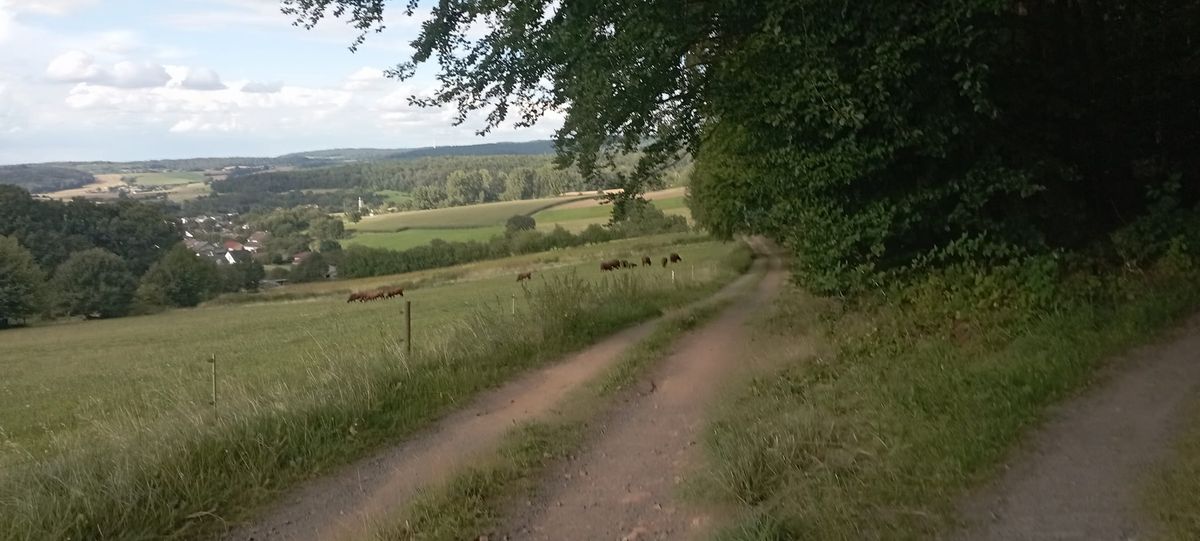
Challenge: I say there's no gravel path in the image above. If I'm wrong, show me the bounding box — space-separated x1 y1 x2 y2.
954 313 1200 541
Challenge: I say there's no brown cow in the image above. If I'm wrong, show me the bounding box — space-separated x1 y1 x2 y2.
516 271 533 281
642 256 652 267
661 257 669 268
601 258 621 271
384 287 405 298
346 291 364 303
669 253 683 263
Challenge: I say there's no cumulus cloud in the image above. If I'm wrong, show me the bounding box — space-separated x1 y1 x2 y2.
45 51 169 88
181 67 226 90
343 67 386 91
241 80 282 93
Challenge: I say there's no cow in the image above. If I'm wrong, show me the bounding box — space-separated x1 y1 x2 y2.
363 291 386 302
346 291 364 303
601 258 621 271
620 260 631 268
384 287 405 298
642 256 652 267
669 253 683 263
516 271 533 281
662 257 669 268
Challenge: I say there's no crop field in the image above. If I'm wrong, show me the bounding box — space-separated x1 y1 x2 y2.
164 182 212 202
350 195 590 232
377 190 414 205
126 171 207 186
0 233 739 462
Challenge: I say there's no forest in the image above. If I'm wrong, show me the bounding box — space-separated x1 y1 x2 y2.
0 165 96 193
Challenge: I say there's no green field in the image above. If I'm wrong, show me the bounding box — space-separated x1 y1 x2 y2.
377 190 414 205
532 196 690 232
344 225 505 251
350 195 589 232
0 234 734 459
165 182 212 202
127 171 207 186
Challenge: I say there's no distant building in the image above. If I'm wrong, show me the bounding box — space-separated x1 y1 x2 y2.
224 249 254 265
292 251 313 265
223 239 245 252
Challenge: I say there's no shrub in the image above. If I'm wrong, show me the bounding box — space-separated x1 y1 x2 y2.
505 214 536 234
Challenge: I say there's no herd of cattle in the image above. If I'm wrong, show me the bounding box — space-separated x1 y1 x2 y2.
600 252 682 271
347 252 684 302
346 286 405 303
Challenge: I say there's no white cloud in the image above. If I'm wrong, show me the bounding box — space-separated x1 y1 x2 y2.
10 0 97 16
181 67 226 90
342 67 386 91
109 60 171 88
241 80 283 93
0 4 13 43
45 51 170 88
45 50 104 82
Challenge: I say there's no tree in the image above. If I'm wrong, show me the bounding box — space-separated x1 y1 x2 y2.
309 216 346 241
50 248 137 318
505 214 536 234
219 261 266 293
291 252 329 282
0 235 45 327
138 244 222 308
290 0 1200 293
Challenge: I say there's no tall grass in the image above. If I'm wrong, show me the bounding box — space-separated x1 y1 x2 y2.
0 255 746 540
695 255 1200 540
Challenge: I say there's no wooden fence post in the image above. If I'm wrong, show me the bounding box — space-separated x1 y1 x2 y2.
209 353 217 406
512 293 516 315
405 300 413 356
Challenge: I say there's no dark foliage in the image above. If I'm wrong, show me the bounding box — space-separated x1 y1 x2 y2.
0 165 95 193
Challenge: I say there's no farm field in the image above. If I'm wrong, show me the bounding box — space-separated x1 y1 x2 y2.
126 171 207 185
344 225 505 251
532 195 690 232
350 195 590 232
42 173 119 199
0 233 738 462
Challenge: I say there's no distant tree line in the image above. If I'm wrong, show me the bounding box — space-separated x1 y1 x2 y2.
0 165 95 193
0 186 265 327
181 188 384 215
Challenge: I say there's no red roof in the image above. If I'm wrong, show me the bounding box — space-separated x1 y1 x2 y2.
223 239 245 251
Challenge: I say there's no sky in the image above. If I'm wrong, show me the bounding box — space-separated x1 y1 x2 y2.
0 0 562 164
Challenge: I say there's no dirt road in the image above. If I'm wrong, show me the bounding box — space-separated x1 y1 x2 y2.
954 313 1200 541
500 252 786 540
225 256 765 541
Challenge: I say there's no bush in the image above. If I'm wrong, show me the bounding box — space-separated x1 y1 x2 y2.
505 214 537 234
0 235 45 327
137 245 222 308
50 248 137 318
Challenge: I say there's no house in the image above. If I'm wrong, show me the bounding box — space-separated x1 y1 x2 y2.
292 251 313 265
224 249 254 265
223 239 245 252
245 231 270 253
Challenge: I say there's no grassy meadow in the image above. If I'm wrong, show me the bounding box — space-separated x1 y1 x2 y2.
0 233 749 540
344 225 505 251
0 233 726 461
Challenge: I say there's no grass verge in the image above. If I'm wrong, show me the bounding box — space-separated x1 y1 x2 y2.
365 272 749 540
0 243 751 540
1144 399 1200 540
694 257 1200 540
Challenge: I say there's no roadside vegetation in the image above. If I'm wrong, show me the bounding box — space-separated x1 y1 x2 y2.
1145 401 1200 540
693 213 1200 539
0 236 748 540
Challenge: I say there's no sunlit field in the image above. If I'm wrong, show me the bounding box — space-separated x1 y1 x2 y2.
0 233 737 461
348 195 590 232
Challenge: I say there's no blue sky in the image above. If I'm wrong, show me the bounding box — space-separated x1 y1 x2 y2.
0 0 561 164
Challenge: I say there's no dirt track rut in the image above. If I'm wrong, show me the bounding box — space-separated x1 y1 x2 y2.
226 257 764 541
500 252 785 540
